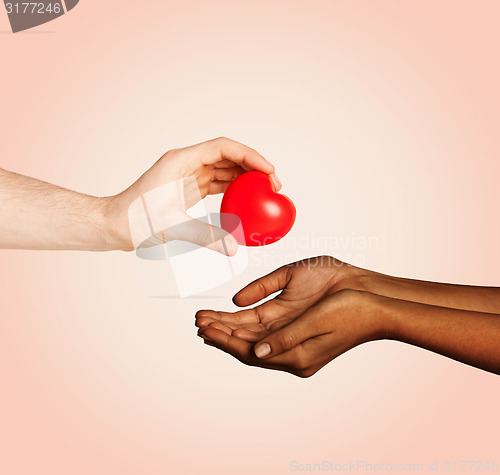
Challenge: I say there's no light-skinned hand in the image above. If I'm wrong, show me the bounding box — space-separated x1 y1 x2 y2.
108 137 281 255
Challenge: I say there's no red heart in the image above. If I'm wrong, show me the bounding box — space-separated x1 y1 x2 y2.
220 171 296 246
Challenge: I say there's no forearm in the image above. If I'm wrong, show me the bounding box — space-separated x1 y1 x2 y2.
376 293 500 374
345 266 500 313
0 168 118 251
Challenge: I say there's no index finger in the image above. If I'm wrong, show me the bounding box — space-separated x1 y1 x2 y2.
203 137 273 171
201 137 282 191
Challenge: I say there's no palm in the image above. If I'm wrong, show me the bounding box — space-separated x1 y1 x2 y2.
196 257 345 341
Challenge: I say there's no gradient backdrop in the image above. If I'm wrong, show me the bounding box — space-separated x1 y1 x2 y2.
1 1 499 474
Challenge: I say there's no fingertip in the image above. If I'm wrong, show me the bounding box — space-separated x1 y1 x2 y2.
195 309 212 318
232 291 254 308
195 310 217 328
270 172 282 191
217 235 238 256
226 235 238 256
195 317 210 328
199 331 215 345
232 291 245 307
198 327 218 341
254 342 272 359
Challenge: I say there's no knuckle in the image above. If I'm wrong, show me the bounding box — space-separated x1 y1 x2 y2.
293 353 309 371
292 367 311 378
319 255 336 268
257 280 268 297
277 332 295 351
283 264 294 282
162 149 176 160
297 368 315 378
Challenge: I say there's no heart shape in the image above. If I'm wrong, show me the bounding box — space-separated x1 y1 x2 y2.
220 171 296 246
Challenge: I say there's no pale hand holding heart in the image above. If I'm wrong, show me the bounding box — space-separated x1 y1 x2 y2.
0 137 284 253
107 138 286 255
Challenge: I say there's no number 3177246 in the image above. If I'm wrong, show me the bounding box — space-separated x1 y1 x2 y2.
5 3 62 14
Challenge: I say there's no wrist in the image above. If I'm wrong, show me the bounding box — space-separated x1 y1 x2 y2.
367 292 402 341
342 267 401 298
333 267 404 341
333 262 376 294
99 194 134 252
329 289 390 343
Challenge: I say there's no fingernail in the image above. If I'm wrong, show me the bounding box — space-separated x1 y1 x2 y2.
271 173 282 190
255 343 271 358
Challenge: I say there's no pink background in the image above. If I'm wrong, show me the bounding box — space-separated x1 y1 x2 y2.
1 1 499 474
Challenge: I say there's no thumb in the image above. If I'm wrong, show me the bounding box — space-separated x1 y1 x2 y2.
254 312 323 359
171 215 238 256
